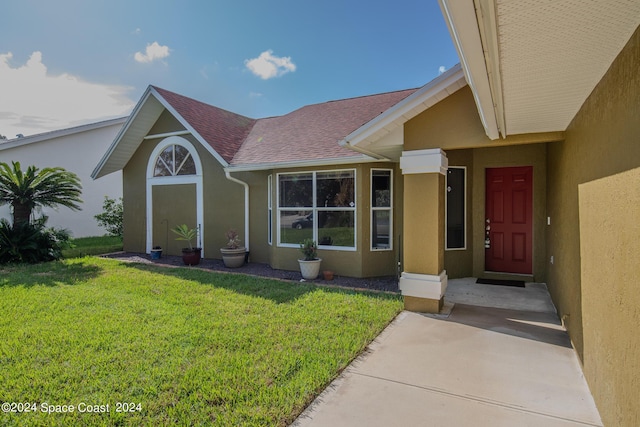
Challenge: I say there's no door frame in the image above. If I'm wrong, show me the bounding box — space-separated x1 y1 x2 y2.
484 165 534 275
146 136 204 255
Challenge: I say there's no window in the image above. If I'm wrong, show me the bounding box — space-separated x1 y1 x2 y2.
446 167 466 249
153 144 196 177
277 170 355 249
267 175 273 245
371 169 392 250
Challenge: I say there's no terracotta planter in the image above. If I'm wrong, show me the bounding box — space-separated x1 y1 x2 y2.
323 270 334 280
220 247 246 268
298 258 322 280
181 248 201 265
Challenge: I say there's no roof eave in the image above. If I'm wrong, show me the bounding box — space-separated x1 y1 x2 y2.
148 87 232 168
92 86 237 180
92 87 158 179
438 0 501 140
1 117 127 152
339 63 467 151
225 154 381 173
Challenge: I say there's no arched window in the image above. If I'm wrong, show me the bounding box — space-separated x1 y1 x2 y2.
153 144 196 177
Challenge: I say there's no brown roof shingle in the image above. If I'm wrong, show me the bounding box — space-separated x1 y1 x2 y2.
152 86 256 163
153 85 418 167
231 88 418 166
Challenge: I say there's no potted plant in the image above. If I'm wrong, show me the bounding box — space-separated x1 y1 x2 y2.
150 245 163 260
171 224 201 265
298 238 322 280
220 228 246 268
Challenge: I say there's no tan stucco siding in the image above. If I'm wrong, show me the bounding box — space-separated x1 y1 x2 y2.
122 140 154 253
199 143 244 257
405 86 563 151
548 25 640 427
230 170 271 265
403 173 444 275
578 167 640 427
121 111 245 257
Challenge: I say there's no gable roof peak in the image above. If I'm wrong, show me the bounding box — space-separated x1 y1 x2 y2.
150 85 257 164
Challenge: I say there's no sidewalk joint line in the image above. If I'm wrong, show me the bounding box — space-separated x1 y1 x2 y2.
351 372 602 427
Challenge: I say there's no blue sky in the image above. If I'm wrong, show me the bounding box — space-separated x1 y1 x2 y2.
0 0 458 138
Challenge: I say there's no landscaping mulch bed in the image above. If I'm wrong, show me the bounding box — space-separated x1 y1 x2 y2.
104 252 400 293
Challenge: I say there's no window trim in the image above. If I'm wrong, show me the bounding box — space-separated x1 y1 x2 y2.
276 169 357 251
370 168 393 251
145 136 204 255
445 166 467 251
267 174 273 245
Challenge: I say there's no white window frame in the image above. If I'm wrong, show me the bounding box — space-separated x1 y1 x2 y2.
276 169 357 251
445 166 467 251
146 136 204 255
267 174 273 245
370 168 393 251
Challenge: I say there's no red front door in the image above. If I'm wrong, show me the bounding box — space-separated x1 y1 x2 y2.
485 166 533 274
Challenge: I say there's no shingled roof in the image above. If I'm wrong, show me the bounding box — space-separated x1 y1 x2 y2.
231 88 418 167
152 86 256 164
153 86 418 168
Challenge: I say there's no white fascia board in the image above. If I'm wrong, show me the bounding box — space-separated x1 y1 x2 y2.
148 87 229 168
92 87 156 179
339 64 466 149
438 0 500 140
224 154 382 173
0 117 127 152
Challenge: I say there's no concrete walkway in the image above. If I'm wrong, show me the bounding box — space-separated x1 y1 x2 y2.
292 278 602 427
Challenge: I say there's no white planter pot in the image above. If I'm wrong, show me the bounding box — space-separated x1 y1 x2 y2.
220 247 246 268
298 258 322 280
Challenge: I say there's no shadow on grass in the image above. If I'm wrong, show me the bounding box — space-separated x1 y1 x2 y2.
121 262 400 305
0 260 103 288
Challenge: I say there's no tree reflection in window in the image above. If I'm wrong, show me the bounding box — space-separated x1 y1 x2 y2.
153 144 196 177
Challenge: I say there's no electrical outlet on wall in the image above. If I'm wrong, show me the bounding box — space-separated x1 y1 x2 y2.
550 255 554 264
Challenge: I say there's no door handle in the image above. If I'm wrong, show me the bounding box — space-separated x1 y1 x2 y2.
485 218 491 248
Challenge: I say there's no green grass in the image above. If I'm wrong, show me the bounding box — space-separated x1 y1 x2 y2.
62 236 123 258
0 257 402 426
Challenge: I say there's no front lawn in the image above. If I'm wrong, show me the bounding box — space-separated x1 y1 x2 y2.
0 258 402 426
62 235 123 258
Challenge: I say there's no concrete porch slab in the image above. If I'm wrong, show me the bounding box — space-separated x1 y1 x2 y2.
292 279 602 427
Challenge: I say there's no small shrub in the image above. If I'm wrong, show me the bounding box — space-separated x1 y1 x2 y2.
224 228 242 249
94 196 123 237
299 238 318 261
0 217 71 264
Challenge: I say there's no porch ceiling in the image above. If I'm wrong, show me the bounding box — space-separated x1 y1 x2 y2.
441 0 640 138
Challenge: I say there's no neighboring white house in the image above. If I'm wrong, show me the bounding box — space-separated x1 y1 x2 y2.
0 118 126 237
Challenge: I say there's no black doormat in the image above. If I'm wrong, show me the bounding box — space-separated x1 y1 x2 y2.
476 278 525 288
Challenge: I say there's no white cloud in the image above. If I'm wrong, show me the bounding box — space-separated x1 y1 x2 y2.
134 42 170 63
438 65 447 74
0 51 134 138
245 50 296 80
132 28 142 35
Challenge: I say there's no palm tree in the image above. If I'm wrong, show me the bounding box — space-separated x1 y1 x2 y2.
0 161 82 226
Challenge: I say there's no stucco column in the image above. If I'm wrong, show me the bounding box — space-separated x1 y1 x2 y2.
399 148 448 313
